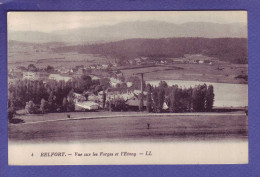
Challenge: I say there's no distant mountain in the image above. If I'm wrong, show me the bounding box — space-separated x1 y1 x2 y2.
8 21 247 43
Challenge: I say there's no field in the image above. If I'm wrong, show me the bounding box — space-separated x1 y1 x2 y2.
8 48 111 69
9 112 248 143
8 41 248 84
121 63 248 84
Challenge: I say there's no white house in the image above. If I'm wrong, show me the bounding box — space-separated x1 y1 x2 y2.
75 101 99 111
23 72 39 80
126 82 133 88
110 77 122 87
49 74 72 82
72 92 86 103
90 75 100 81
101 64 109 69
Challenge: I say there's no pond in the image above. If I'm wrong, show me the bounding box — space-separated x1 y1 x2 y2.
147 80 248 107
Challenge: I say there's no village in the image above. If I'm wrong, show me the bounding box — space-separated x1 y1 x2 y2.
7 53 219 114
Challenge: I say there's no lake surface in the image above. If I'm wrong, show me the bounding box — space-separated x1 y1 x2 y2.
147 80 248 107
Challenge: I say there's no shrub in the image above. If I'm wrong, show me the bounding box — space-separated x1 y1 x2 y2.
8 108 15 122
25 101 38 114
109 98 127 111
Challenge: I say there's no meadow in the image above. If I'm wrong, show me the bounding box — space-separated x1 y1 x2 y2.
9 112 248 143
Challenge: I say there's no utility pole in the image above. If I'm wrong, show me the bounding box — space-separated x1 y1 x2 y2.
140 73 144 94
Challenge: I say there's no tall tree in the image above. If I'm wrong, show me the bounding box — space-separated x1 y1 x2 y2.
152 89 159 112
205 85 215 111
146 84 152 112
158 87 165 113
40 98 48 114
138 93 144 112
62 97 68 112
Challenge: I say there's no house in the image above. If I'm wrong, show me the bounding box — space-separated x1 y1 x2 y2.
23 72 39 80
132 90 147 95
110 77 122 87
126 82 133 88
38 72 50 80
90 75 100 81
75 101 99 111
49 74 72 82
101 64 109 69
125 95 147 108
88 94 100 102
72 92 86 103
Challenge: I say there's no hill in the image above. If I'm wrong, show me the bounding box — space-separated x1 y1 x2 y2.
53 37 248 64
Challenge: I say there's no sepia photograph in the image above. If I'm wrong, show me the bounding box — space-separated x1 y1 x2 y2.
7 11 248 165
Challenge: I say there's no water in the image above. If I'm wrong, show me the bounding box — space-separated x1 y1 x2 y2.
147 80 248 107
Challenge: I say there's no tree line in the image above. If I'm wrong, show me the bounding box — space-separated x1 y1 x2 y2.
107 81 214 113
53 37 247 64
8 75 104 120
8 76 214 122
145 81 214 113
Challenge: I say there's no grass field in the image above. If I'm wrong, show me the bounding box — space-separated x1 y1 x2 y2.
121 63 248 84
9 112 248 143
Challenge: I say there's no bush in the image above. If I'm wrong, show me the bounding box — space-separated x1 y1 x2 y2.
8 108 15 122
25 101 39 114
109 98 127 111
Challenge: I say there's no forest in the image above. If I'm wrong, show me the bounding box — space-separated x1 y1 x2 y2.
53 37 248 64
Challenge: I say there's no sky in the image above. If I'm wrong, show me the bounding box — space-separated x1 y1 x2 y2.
8 11 247 33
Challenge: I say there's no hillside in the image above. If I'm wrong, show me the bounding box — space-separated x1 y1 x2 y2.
53 37 248 64
8 21 247 43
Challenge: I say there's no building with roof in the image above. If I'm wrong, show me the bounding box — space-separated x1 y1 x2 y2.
49 74 72 82
23 72 39 80
75 101 99 111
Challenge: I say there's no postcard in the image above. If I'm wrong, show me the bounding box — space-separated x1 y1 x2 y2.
7 11 248 165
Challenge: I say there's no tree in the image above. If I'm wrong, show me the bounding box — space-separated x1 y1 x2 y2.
159 81 168 88
80 75 92 90
109 98 127 111
48 91 57 112
169 88 177 112
100 78 111 89
66 90 75 112
205 85 215 111
27 64 38 72
102 91 106 109
138 93 144 111
146 84 152 112
40 98 48 114
25 100 37 114
158 88 165 113
46 65 54 73
62 97 68 112
8 107 15 122
152 89 159 112
192 84 207 112
94 85 102 95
